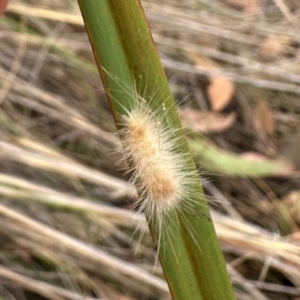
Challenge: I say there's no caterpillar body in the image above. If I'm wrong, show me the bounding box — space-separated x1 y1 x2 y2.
117 98 200 250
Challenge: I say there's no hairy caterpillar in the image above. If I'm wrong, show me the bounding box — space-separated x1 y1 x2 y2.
119 104 187 220
115 97 203 251
104 69 208 258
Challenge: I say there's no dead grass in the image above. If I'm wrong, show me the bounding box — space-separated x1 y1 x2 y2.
1 0 300 299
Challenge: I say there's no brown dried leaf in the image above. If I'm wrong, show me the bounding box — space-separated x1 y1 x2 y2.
207 77 235 111
179 108 236 133
254 100 275 135
188 53 235 111
220 0 259 13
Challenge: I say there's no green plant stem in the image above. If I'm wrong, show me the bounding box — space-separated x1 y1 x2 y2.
77 1 236 299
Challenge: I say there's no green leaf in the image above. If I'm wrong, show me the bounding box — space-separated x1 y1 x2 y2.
189 136 290 177
77 1 236 299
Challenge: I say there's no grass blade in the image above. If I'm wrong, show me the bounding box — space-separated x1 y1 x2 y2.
77 1 236 299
